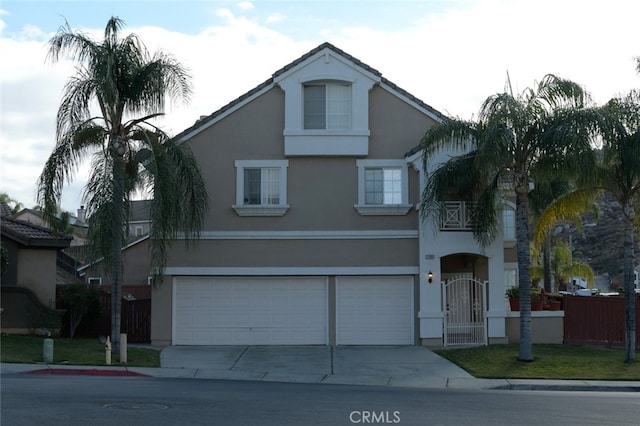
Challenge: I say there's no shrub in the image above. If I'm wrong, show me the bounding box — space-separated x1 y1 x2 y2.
58 284 101 338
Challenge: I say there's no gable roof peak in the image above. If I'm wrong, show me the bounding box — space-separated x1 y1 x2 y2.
175 41 444 142
271 41 382 81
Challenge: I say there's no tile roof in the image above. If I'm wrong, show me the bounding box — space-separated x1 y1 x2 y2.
0 202 13 218
1 203 72 248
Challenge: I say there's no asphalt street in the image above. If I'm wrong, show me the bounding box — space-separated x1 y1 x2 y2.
2 374 640 426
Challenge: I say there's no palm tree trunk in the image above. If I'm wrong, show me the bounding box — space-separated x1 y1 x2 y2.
622 200 636 363
110 153 125 353
543 232 552 292
516 185 533 361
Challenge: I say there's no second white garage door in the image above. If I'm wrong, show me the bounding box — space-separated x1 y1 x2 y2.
336 276 414 345
173 277 328 345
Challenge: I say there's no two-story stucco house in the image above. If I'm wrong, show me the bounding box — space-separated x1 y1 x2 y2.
151 42 516 347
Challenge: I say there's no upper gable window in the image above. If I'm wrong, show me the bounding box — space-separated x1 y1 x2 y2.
233 160 289 216
303 83 351 130
354 159 413 216
276 49 378 156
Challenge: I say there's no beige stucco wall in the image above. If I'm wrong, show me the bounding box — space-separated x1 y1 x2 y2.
153 79 438 345
151 276 173 346
121 239 151 286
83 239 151 286
16 248 57 307
184 86 431 234
165 238 418 269
505 312 564 344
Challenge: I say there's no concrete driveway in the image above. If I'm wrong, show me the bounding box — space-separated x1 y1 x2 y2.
160 345 475 388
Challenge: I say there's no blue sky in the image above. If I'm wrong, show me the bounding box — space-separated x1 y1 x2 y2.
1 1 454 37
1 0 639 212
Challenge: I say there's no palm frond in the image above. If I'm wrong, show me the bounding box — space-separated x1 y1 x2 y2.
419 118 476 163
536 74 591 109
129 132 207 280
533 189 599 248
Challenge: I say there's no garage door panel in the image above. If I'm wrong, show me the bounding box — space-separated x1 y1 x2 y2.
174 277 328 345
337 276 414 345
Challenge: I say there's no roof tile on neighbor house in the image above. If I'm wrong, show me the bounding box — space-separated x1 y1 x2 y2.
0 202 14 218
1 203 72 248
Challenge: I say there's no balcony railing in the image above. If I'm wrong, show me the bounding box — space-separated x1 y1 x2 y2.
440 201 474 231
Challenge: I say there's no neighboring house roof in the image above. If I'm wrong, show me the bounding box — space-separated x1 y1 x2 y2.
173 42 447 143
129 199 152 223
13 207 88 228
77 234 150 273
1 203 72 249
0 202 12 217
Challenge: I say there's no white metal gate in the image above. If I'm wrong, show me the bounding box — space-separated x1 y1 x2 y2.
443 276 487 346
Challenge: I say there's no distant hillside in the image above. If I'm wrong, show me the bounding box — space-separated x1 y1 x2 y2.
549 193 639 290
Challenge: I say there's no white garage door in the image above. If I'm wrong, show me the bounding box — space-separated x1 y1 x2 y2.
336 276 414 345
173 277 328 345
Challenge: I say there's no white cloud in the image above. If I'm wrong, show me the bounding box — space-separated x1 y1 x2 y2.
1 0 639 212
237 1 254 11
0 9 7 35
265 12 286 25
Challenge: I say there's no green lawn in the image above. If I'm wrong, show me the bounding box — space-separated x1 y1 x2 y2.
0 335 160 367
435 344 640 380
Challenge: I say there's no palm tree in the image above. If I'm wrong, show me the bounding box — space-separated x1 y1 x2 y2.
0 193 24 214
536 90 640 362
420 74 598 361
531 240 595 292
529 176 572 292
37 17 208 351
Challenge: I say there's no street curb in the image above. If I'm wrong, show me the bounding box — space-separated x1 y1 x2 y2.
3 362 640 392
491 384 640 392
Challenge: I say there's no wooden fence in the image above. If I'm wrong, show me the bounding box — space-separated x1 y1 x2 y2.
563 295 640 347
97 291 151 343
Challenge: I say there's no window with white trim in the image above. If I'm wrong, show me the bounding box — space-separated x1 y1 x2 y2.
233 160 289 216
304 82 351 130
365 168 402 204
88 277 102 286
502 207 516 240
355 160 412 216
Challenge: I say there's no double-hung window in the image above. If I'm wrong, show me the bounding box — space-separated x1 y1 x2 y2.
243 168 280 205
364 168 402 205
304 82 351 130
233 160 289 216
355 160 413 216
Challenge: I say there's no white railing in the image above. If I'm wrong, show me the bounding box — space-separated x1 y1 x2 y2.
440 201 474 231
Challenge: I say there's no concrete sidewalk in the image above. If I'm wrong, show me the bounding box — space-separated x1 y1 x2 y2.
2 345 640 392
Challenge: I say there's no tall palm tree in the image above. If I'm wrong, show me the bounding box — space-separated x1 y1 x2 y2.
37 17 208 351
420 74 598 361
537 90 640 362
